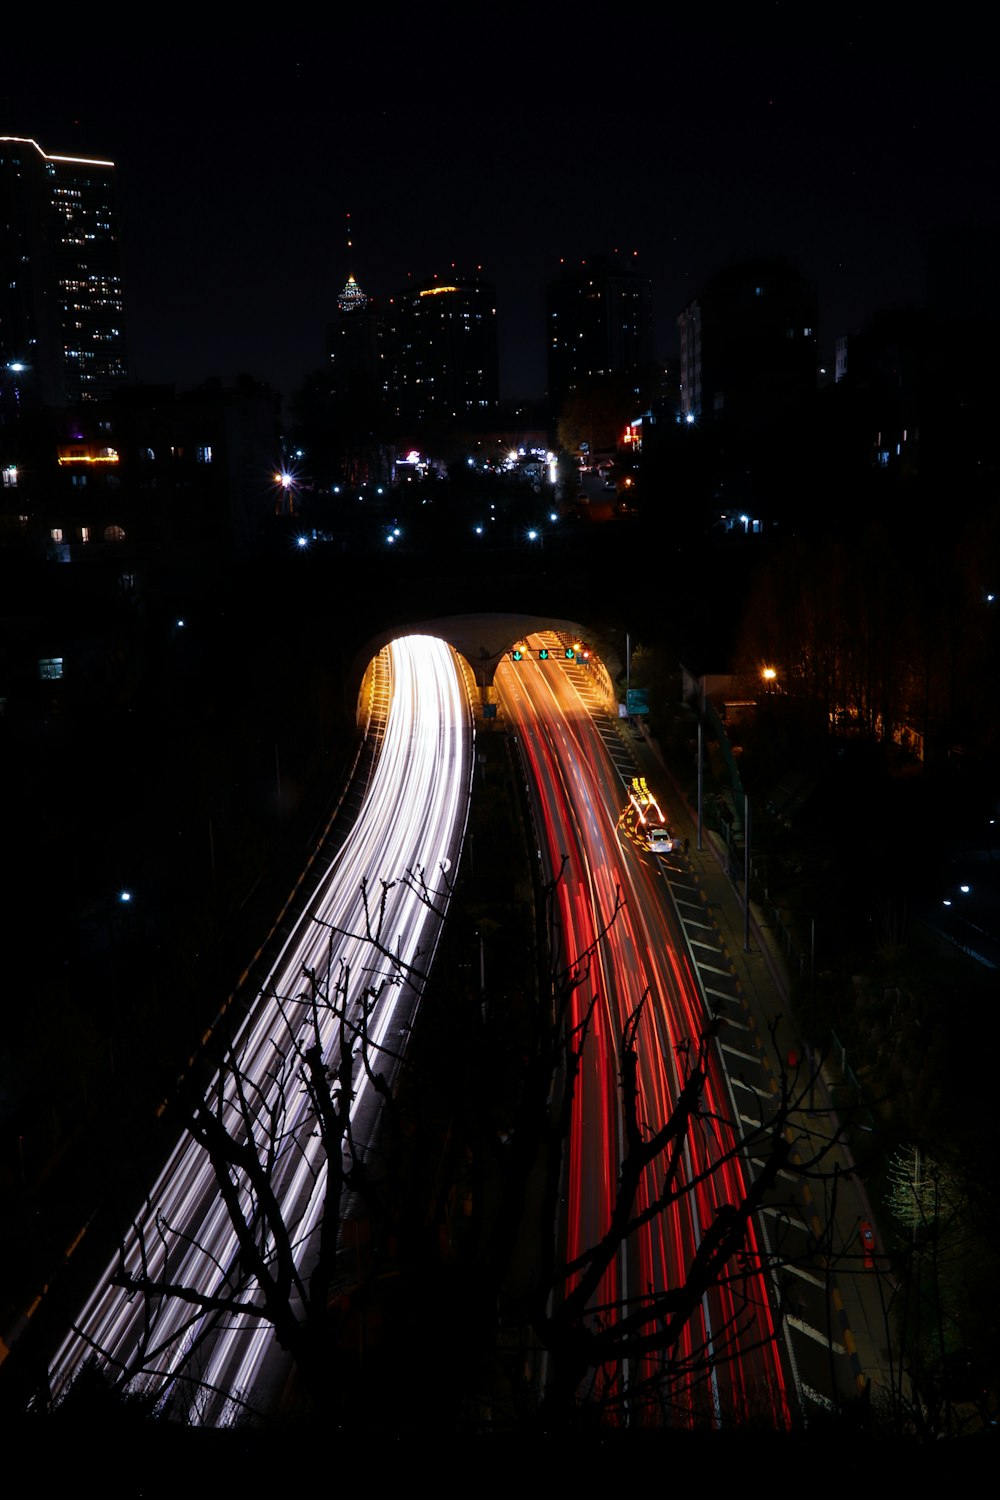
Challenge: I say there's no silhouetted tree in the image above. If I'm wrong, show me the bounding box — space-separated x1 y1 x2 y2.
54 861 846 1434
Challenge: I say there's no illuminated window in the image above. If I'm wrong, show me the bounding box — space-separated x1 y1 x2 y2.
50 527 63 542
196 445 212 464
39 657 64 680
2 465 17 488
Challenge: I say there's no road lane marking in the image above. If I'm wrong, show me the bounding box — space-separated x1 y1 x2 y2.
720 1042 760 1064
781 1263 828 1289
785 1315 845 1354
731 1077 775 1100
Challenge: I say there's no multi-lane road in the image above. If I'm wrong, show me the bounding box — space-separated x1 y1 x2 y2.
47 635 474 1423
496 633 793 1425
45 621 800 1428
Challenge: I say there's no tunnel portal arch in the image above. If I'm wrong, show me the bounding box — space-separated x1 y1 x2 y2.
349 612 620 725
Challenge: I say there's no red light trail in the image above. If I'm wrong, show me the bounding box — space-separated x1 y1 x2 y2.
497 636 792 1427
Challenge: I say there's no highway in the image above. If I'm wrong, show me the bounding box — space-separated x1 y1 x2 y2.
47 634 474 1424
495 634 792 1426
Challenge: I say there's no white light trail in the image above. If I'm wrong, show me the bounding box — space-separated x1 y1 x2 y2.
48 635 472 1422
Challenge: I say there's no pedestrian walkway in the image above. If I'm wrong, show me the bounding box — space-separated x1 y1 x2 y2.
625 721 897 1419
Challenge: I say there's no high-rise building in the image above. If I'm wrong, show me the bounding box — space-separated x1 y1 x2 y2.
546 255 653 412
677 258 816 428
387 274 498 429
1 136 127 411
327 272 387 398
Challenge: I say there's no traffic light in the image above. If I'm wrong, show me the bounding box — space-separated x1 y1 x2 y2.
538 648 549 660
511 647 524 661
564 646 576 660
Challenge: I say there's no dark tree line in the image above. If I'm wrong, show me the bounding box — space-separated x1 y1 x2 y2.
733 511 1000 763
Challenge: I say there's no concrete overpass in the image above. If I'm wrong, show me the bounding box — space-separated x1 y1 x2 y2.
349 612 623 722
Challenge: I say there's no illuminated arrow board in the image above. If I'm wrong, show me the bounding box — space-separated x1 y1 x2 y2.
629 775 663 826
623 778 681 854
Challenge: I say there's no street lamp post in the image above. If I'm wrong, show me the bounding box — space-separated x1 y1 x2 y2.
697 676 705 852
744 793 751 953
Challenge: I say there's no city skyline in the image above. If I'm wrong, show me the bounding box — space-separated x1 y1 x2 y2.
3 23 996 403
3 18 1000 1441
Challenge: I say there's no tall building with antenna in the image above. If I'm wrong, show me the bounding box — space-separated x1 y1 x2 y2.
326 213 386 400
326 216 498 434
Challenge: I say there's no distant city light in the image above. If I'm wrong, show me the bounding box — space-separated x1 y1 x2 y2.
119 890 132 904
296 535 308 549
57 447 119 465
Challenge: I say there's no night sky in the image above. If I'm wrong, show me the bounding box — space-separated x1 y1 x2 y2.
4 15 996 404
